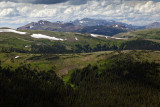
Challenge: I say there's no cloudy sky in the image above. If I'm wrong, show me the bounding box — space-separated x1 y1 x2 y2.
0 0 160 28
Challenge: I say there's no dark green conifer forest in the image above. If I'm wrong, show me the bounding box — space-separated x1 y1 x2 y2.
0 53 159 107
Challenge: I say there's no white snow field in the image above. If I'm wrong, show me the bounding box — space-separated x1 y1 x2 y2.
31 34 65 41
0 28 66 41
0 29 125 41
15 56 20 59
90 34 109 39
0 29 27 35
90 34 127 40
75 37 78 40
111 37 127 40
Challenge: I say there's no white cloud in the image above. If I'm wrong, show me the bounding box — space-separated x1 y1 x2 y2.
1 1 160 28
0 8 18 17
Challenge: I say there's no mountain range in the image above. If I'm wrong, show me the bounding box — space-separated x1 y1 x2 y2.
17 18 160 36
17 20 129 36
72 18 145 30
145 22 160 29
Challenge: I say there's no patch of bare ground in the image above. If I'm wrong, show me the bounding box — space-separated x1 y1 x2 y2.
57 65 79 77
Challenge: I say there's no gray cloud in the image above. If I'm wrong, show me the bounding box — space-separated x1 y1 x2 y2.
0 0 159 4
0 0 68 4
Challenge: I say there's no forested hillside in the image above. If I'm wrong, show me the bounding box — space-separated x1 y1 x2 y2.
0 51 160 106
69 53 160 106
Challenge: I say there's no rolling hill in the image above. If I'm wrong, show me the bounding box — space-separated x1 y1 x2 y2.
114 28 160 40
1 28 160 55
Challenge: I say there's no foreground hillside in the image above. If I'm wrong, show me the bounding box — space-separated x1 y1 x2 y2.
68 51 160 106
0 50 160 106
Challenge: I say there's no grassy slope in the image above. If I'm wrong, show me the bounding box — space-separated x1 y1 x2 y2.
0 30 160 76
0 30 126 52
3 50 160 75
1 29 160 54
0 29 160 76
1 50 160 82
114 28 160 40
0 51 114 76
0 30 122 76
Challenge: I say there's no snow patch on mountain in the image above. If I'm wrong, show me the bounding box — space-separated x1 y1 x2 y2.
40 22 44 25
0 29 27 35
25 45 29 48
0 28 67 41
30 26 34 29
90 34 127 40
111 37 127 40
115 25 119 27
80 21 88 24
31 34 65 41
75 37 78 40
90 34 109 39
15 56 20 59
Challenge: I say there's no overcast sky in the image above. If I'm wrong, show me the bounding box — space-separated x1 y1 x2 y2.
0 0 160 28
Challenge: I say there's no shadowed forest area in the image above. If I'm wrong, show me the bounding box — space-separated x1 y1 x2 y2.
0 53 160 107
